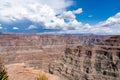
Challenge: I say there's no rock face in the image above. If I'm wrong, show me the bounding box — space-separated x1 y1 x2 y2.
49 36 120 80
0 34 108 72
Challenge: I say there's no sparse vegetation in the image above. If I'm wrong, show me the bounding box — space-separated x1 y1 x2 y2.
0 69 8 80
0 55 8 80
36 73 48 80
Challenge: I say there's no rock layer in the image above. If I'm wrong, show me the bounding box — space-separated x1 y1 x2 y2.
0 34 108 72
49 36 120 80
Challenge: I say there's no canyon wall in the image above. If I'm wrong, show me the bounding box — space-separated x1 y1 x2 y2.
0 34 108 72
49 36 120 80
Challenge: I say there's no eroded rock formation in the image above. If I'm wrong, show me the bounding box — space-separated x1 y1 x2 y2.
0 34 108 72
49 36 120 80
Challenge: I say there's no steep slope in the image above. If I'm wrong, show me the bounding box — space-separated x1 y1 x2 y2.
49 36 120 80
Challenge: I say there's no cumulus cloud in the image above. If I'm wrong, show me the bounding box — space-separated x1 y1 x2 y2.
0 0 57 22
97 13 120 27
13 27 19 30
60 12 120 35
0 0 73 13
0 0 83 30
59 11 75 21
73 8 83 14
77 12 120 35
28 25 37 30
0 0 120 35
93 12 120 34
0 0 72 23
59 8 83 21
0 24 3 29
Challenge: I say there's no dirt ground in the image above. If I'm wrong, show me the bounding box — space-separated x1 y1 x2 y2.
5 63 60 80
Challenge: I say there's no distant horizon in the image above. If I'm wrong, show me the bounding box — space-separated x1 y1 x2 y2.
0 0 120 35
1 31 120 36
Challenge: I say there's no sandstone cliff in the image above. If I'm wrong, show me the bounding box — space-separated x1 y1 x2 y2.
0 34 108 72
49 36 120 80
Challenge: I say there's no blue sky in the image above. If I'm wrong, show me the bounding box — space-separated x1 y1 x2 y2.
0 0 120 34
71 0 120 24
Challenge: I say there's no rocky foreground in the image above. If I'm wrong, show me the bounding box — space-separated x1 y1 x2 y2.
5 63 60 80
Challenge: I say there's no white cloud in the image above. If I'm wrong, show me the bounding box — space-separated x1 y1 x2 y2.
73 8 83 14
0 24 3 29
0 0 73 22
93 12 120 34
59 11 75 21
0 0 56 22
59 8 83 21
0 0 73 12
28 25 37 30
13 27 19 30
0 0 83 30
58 12 120 35
96 13 120 27
0 0 120 35
37 0 73 13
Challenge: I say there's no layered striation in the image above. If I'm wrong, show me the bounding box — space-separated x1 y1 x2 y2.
49 36 120 80
0 34 108 72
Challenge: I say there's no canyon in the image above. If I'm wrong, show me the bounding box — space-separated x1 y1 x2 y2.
49 36 120 80
0 34 107 71
0 34 120 80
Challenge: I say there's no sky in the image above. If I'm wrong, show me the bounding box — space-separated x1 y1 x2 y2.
0 0 120 35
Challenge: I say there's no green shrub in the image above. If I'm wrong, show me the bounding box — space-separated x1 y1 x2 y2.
0 55 8 80
0 69 8 80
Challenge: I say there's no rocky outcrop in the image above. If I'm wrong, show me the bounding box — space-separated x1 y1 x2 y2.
49 36 120 80
5 63 60 80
